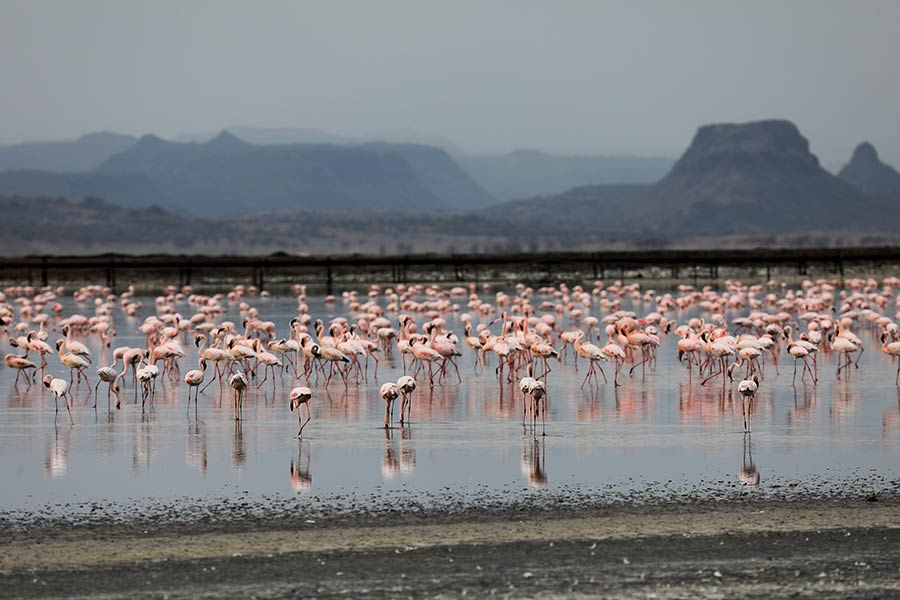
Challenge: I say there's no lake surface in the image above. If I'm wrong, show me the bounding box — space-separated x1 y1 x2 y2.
2 292 900 518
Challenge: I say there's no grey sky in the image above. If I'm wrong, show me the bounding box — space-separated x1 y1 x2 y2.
2 0 899 166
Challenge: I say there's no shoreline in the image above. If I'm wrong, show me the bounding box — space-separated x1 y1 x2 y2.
2 497 900 598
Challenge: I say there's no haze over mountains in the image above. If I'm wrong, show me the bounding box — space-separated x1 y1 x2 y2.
459 151 672 200
0 127 669 214
1 119 899 255
0 132 136 172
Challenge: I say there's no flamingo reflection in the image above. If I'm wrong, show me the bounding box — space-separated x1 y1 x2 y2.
290 440 312 492
740 434 760 486
381 427 399 479
132 415 152 471
44 424 71 478
186 421 207 474
380 425 416 478
520 435 548 488
400 427 416 473
232 420 246 470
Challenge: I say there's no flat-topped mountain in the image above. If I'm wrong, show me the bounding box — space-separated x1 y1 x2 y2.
486 120 900 238
637 120 866 233
838 142 900 194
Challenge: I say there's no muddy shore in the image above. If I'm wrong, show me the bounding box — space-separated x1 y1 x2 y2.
3 497 900 598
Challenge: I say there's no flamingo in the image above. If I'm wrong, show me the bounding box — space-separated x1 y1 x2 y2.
253 339 281 389
381 381 400 428
410 334 442 386
55 339 91 389
831 331 860 379
184 359 207 413
530 339 558 378
229 371 249 420
528 378 547 436
519 369 536 425
397 375 417 425
311 343 350 387
880 332 900 384
785 327 817 384
600 325 627 386
463 324 484 371
574 339 609 388
5 353 37 386
289 386 312 437
43 375 72 424
61 325 91 364
737 373 759 432
95 366 119 410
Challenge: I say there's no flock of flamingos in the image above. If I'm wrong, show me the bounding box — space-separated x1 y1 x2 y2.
3 276 900 438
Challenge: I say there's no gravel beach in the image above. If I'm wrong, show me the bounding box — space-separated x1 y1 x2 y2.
3 496 900 599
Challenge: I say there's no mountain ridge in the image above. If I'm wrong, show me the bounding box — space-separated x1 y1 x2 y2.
838 142 900 194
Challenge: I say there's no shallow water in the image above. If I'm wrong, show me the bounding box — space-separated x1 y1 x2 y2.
2 293 900 518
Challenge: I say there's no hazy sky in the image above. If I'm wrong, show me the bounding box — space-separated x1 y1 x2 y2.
2 0 899 166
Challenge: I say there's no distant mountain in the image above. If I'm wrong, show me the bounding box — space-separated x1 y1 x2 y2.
0 132 136 172
175 126 350 145
482 184 646 233
0 196 206 255
0 131 499 216
96 131 253 177
635 120 875 234
0 170 169 209
838 142 900 195
489 120 900 238
458 150 672 200
95 132 449 215
363 143 495 209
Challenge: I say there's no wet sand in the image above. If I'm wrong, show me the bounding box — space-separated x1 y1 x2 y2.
3 498 900 598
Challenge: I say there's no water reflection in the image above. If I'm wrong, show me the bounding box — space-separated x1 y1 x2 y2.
883 391 900 440
679 384 732 425
290 440 311 492
381 427 399 478
44 424 71 478
381 427 416 479
787 384 816 428
740 434 760 486
132 416 152 471
232 420 246 471
830 381 860 424
186 421 207 474
520 435 548 488
400 427 416 473
5 293 900 513
615 384 654 423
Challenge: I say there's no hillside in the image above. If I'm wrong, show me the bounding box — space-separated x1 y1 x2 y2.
0 132 497 216
486 120 900 239
636 120 873 234
363 142 495 209
838 142 900 195
0 132 136 172
481 184 645 234
0 170 169 209
458 150 672 200
0 196 212 254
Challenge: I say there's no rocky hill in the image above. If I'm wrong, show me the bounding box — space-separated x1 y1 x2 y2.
486 120 900 238
635 120 874 233
838 142 900 195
